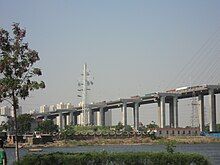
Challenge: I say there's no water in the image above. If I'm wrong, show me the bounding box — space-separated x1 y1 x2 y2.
6 143 220 165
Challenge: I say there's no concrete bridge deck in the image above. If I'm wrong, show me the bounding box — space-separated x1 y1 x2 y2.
34 84 220 132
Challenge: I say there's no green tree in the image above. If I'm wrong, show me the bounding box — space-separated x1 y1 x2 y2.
165 141 176 154
0 23 45 161
36 120 58 134
115 122 124 131
17 114 34 134
124 125 132 132
61 125 75 141
146 121 159 130
0 121 8 132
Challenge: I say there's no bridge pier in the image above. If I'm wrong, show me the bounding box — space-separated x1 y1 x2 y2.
63 114 67 128
68 111 73 125
159 96 166 128
169 100 174 128
198 95 205 131
173 97 178 128
44 115 48 121
88 108 92 125
88 109 94 125
59 112 63 130
209 89 217 132
133 102 139 131
121 102 127 126
98 107 105 126
157 102 161 128
73 113 78 125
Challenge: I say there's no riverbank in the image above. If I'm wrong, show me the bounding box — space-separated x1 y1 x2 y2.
5 143 220 165
22 136 220 148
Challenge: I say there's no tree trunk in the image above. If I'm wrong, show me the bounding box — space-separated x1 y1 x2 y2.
12 92 19 162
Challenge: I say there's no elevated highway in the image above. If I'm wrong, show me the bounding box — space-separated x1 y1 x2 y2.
35 84 220 132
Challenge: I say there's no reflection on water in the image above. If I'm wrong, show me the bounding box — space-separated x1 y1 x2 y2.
6 143 220 165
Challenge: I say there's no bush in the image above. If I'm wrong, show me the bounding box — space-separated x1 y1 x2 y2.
17 151 210 165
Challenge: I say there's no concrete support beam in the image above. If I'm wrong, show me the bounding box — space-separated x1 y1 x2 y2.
69 112 73 125
160 96 166 128
88 108 93 125
100 107 105 126
73 114 78 125
59 112 63 130
169 101 174 128
88 109 94 125
121 102 127 126
44 115 48 121
63 115 67 128
133 102 139 131
157 102 161 127
198 95 205 132
209 89 217 132
173 97 178 128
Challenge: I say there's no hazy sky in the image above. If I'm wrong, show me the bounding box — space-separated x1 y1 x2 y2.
1 0 220 126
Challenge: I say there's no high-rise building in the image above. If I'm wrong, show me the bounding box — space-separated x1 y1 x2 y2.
0 106 22 117
66 103 73 109
30 109 37 114
39 105 49 113
0 106 11 116
56 102 66 109
49 105 57 112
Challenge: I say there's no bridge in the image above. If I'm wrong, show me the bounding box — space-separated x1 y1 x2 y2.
35 84 220 132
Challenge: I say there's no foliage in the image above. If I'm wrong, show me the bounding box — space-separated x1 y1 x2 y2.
146 121 159 130
0 23 45 161
17 151 210 165
124 125 132 132
115 121 124 131
36 120 58 134
164 140 176 154
61 125 75 140
17 113 34 134
0 121 9 132
204 123 220 132
74 125 111 133
0 23 45 103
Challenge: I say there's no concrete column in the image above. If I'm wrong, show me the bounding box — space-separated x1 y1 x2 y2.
89 109 94 125
121 102 127 126
169 101 174 128
173 97 178 128
198 95 205 131
63 115 67 128
59 112 63 130
44 115 48 121
73 114 78 125
160 96 166 128
100 107 105 126
69 112 73 125
87 108 92 125
133 106 136 128
157 101 161 127
133 102 139 131
209 89 216 132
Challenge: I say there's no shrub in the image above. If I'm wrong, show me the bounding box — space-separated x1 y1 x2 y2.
17 151 210 165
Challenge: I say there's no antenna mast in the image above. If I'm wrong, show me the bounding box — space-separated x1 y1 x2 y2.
77 63 93 125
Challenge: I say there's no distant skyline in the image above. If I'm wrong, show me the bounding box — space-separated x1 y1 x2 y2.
0 0 220 126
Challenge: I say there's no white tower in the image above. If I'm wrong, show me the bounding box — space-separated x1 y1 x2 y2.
78 63 93 125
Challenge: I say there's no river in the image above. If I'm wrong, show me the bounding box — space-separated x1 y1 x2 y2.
5 143 220 165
